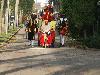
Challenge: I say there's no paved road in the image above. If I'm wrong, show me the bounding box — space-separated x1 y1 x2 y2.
0 28 100 75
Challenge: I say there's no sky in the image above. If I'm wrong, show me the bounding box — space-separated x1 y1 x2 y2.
35 0 48 3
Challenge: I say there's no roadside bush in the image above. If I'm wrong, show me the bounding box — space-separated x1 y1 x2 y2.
84 35 100 49
0 27 18 44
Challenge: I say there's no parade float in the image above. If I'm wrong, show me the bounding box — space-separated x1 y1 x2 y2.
39 5 56 48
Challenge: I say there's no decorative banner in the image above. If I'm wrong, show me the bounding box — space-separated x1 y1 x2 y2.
41 21 51 32
50 21 56 30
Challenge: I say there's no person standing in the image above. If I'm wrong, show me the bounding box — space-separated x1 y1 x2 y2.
60 20 69 47
27 19 36 47
24 20 29 39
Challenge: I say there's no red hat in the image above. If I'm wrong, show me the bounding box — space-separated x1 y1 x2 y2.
48 4 52 8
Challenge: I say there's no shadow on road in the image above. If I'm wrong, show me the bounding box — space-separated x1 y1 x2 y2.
0 49 100 75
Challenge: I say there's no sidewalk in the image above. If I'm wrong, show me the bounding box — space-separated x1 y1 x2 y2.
0 27 100 75
0 27 68 75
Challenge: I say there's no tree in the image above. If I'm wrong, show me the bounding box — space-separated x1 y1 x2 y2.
5 0 9 34
15 0 19 27
61 0 97 39
0 0 35 34
0 0 4 34
19 0 35 15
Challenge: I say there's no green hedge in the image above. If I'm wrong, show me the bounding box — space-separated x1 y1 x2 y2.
84 35 100 49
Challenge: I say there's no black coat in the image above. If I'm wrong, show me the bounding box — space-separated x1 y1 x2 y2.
27 21 36 40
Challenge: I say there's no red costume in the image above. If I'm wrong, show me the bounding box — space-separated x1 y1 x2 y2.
42 5 53 22
39 5 55 47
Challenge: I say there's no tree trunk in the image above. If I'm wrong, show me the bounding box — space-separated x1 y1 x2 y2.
19 10 23 24
15 0 19 27
4 0 9 34
0 0 4 34
7 0 10 30
84 30 87 39
5 8 8 34
93 24 95 37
